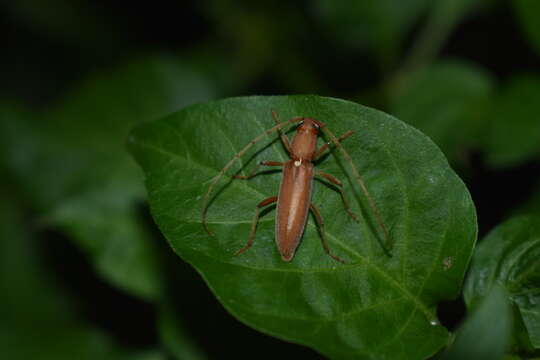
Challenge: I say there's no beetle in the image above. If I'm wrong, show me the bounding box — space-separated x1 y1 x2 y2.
201 111 390 262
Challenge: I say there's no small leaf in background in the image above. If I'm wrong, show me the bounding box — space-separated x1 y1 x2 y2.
390 60 494 165
464 215 540 354
0 56 216 299
129 95 477 360
482 75 540 168
513 0 540 57
0 190 165 360
444 286 511 360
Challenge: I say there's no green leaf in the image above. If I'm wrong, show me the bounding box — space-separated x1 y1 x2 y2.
444 286 512 360
483 75 540 168
513 0 540 56
390 60 494 165
464 215 540 353
129 95 477 359
0 56 216 299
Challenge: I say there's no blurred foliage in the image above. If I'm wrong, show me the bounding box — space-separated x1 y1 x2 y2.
390 60 494 164
483 75 540 168
0 187 165 360
158 302 208 360
513 0 540 57
444 286 511 360
398 0 494 71
3 0 119 49
517 180 540 216
1 0 540 358
0 56 216 299
312 0 431 68
312 0 492 73
201 0 326 94
465 216 540 356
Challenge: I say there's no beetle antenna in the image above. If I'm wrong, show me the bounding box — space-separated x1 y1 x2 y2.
319 125 393 256
201 113 303 236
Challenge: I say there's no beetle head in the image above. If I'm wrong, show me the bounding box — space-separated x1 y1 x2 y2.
297 118 322 135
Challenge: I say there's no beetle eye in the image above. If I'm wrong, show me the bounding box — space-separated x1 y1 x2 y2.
313 123 320 129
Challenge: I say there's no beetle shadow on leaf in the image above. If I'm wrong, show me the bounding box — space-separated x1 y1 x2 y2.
321 140 392 258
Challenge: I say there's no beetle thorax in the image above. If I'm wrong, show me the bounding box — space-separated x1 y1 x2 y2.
291 120 319 161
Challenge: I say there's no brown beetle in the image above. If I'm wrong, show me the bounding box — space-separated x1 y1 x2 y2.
201 111 390 262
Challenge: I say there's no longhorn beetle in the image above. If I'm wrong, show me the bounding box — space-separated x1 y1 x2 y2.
201 111 391 263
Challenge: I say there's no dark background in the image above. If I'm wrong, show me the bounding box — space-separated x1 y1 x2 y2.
1 1 539 359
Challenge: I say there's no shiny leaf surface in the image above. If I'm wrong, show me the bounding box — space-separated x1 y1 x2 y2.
130 96 477 359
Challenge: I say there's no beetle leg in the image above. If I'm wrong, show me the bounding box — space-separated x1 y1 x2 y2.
272 110 293 155
233 161 284 179
315 170 360 224
314 130 354 160
235 196 278 256
309 203 346 263
202 115 303 237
